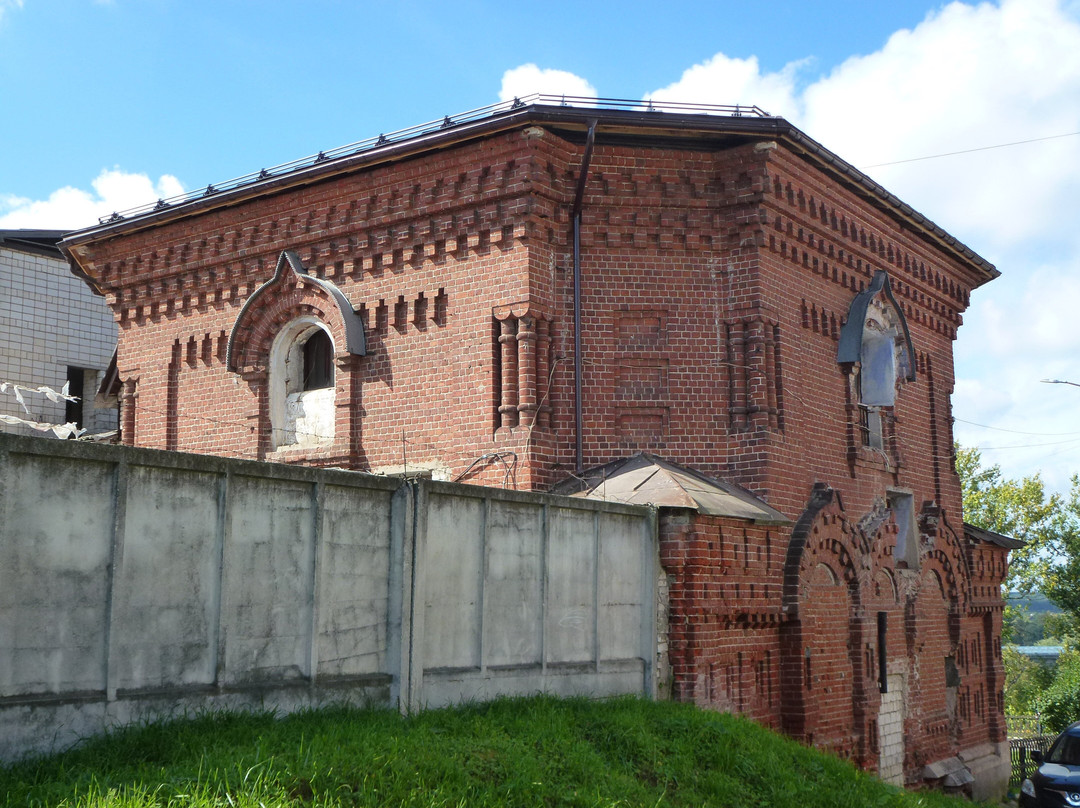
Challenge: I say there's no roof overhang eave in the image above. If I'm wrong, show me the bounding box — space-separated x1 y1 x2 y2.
60 105 789 249
60 104 997 287
780 127 999 287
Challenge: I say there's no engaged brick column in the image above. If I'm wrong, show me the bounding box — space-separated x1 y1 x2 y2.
121 378 138 446
498 317 519 428
166 341 181 451
517 315 537 427
536 319 551 428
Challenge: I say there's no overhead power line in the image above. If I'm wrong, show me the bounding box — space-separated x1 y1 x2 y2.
973 436 1080 451
954 417 1080 437
861 130 1080 169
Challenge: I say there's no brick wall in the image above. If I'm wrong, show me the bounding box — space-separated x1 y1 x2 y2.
659 497 1010 785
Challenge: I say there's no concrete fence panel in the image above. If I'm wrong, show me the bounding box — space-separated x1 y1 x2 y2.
314 482 399 681
1 451 115 698
407 482 657 711
222 475 317 684
111 464 223 694
0 433 656 763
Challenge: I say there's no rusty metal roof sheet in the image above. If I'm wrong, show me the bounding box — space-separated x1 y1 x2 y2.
555 453 791 524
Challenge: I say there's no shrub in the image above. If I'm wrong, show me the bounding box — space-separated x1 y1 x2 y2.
1038 651 1080 733
1004 645 1055 715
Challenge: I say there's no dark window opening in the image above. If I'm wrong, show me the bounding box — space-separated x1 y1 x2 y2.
65 366 85 429
877 611 888 693
944 656 960 688
302 330 334 391
857 404 871 446
858 403 883 449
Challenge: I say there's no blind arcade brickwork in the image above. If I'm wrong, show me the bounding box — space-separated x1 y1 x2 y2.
62 101 1014 798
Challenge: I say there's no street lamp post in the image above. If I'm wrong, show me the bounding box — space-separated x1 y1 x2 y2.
1041 379 1080 388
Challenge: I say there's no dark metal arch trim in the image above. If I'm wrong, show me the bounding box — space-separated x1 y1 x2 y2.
226 249 366 371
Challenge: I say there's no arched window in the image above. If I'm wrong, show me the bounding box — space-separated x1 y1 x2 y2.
269 317 336 449
837 271 915 451
302 329 334 390
858 297 907 448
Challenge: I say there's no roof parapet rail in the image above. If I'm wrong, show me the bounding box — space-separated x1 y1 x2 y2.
96 95 774 224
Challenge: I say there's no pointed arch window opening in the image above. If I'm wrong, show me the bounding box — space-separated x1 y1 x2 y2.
838 270 916 452
224 250 368 452
858 302 904 450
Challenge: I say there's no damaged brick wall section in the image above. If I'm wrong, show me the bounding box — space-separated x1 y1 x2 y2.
658 485 1011 797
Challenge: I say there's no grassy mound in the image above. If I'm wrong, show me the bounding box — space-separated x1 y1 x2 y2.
1 696 977 807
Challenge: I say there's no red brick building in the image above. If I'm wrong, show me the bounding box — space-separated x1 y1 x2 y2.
62 97 1017 797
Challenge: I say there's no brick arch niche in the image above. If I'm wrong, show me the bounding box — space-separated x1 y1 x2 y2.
780 484 871 763
226 249 367 460
226 249 366 373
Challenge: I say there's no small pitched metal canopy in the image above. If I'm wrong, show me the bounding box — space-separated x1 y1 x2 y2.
553 453 791 524
226 250 366 372
964 522 1025 549
837 269 916 381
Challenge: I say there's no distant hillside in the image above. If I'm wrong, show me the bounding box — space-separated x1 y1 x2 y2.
1006 592 1062 614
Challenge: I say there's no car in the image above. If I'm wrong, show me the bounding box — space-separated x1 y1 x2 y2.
1021 721 1080 807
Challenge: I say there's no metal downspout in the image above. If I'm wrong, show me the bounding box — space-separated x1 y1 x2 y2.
572 120 597 476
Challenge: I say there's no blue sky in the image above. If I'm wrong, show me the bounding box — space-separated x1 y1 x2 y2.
1 0 946 201
3 0 1080 492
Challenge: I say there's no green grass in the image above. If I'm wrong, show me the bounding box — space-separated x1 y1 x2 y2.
1 696 978 807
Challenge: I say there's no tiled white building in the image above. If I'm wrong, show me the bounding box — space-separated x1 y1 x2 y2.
0 230 118 437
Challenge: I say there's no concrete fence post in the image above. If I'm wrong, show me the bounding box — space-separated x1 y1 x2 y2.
308 480 324 683
643 506 659 699
104 459 129 702
404 480 427 714
211 471 229 688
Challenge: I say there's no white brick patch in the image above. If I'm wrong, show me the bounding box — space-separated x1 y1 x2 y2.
0 246 118 436
878 668 907 785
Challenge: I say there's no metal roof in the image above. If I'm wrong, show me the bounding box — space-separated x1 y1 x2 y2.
58 95 998 285
553 453 791 524
964 521 1025 549
0 229 66 258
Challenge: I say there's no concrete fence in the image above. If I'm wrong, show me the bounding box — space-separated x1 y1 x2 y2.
0 433 658 762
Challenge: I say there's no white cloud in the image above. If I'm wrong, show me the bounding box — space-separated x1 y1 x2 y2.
646 53 808 118
0 0 24 24
646 0 1080 490
0 169 184 231
799 0 1080 255
498 64 597 103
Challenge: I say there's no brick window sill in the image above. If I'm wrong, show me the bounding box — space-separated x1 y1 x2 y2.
267 442 343 464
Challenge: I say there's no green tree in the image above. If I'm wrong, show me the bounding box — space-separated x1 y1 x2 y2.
1008 609 1053 645
956 446 1080 606
958 447 1080 718
1038 650 1080 732
1003 645 1055 715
